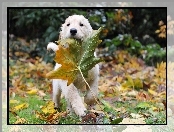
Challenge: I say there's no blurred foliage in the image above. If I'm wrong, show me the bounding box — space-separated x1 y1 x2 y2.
105 34 166 65
9 8 166 65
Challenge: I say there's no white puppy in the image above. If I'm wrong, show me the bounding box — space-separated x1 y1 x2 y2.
47 15 99 117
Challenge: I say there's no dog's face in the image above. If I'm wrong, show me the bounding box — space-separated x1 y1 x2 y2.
60 15 93 40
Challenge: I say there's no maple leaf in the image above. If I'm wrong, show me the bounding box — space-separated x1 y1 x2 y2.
46 27 103 85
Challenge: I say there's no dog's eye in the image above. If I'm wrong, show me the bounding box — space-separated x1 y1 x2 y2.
80 23 83 26
67 23 70 26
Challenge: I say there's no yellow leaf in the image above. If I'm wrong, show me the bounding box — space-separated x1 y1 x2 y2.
13 103 29 111
28 62 36 70
118 53 125 63
155 62 166 79
152 106 158 111
10 100 19 104
155 30 160 33
148 89 158 96
122 75 134 89
134 78 143 89
41 101 57 114
117 76 123 83
127 75 134 86
26 89 38 95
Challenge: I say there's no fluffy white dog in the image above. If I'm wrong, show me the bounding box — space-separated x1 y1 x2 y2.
47 15 99 117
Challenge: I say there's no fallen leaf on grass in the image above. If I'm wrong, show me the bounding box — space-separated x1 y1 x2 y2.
110 118 123 124
26 89 38 95
122 76 143 90
15 117 27 124
155 62 166 79
148 89 158 96
136 102 151 109
13 103 29 111
10 99 19 104
9 110 17 116
151 106 159 112
134 78 143 89
82 112 97 124
41 101 57 114
136 92 150 101
35 110 67 124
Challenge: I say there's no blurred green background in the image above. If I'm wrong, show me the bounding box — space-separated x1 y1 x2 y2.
9 8 166 65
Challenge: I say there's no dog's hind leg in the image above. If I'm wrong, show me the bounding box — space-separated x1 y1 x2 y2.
52 79 62 109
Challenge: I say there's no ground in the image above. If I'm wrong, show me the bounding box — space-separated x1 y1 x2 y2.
6 38 167 125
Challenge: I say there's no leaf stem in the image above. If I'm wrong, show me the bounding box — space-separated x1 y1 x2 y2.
77 66 109 118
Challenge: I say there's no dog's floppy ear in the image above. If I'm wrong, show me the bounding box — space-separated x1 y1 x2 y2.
59 26 63 40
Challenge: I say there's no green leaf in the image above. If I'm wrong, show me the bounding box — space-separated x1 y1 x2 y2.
79 27 103 77
49 31 58 41
136 102 151 109
46 26 55 33
110 118 123 124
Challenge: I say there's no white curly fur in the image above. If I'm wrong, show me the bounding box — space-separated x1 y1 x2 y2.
60 15 93 40
47 15 99 117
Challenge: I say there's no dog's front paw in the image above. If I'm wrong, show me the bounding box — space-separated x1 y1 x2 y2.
47 42 59 52
70 100 87 116
73 107 87 117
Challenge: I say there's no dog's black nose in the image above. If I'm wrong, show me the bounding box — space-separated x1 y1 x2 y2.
70 28 77 36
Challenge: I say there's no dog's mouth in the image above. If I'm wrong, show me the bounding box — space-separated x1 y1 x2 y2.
69 35 81 40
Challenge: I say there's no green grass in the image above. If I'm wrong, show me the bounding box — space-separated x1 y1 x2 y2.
113 100 166 124
9 94 82 124
9 93 166 124
9 95 49 124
